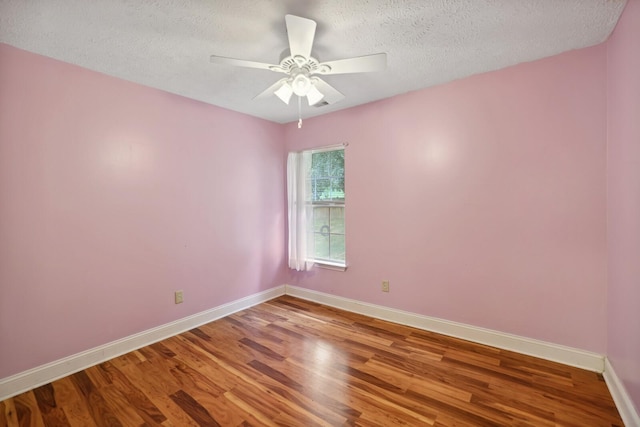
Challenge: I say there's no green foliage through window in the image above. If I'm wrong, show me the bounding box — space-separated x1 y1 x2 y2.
310 149 344 202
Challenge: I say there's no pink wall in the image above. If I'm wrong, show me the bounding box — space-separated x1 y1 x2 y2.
0 44 287 379
285 45 608 353
607 0 640 412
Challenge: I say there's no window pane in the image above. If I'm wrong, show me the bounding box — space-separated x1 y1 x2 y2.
312 152 330 177
313 178 331 201
308 148 346 265
330 207 344 234
314 233 330 259
311 150 344 202
330 178 345 200
314 207 329 233
330 234 345 261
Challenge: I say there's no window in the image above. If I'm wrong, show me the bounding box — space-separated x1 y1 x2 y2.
286 146 346 271
309 148 345 265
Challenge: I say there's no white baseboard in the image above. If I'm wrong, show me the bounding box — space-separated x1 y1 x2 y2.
0 285 285 401
285 285 605 373
604 357 640 427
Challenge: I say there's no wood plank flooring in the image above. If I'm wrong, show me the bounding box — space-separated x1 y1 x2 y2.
0 295 624 426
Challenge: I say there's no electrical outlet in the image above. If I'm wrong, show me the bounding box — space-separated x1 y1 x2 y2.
175 290 184 304
382 280 390 292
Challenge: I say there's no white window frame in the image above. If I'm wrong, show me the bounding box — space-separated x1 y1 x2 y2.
308 145 347 270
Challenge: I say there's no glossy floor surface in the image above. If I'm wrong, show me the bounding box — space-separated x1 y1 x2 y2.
0 296 624 426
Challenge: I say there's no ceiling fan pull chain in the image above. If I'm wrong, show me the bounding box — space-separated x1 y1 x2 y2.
298 95 303 128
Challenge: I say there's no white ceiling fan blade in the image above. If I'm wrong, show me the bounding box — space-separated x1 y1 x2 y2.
315 53 387 75
254 78 289 100
312 78 345 105
210 55 285 73
285 14 316 61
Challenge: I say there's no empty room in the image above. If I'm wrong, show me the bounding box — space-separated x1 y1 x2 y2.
1 1 639 425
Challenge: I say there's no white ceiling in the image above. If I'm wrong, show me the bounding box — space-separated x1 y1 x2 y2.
0 0 626 124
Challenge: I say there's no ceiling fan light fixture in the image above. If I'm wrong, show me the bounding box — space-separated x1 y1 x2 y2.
274 82 294 104
291 74 312 96
306 85 324 106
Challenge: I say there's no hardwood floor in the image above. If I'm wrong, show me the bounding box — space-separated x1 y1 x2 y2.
1 295 623 426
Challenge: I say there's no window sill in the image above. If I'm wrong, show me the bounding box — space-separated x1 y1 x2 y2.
313 261 348 272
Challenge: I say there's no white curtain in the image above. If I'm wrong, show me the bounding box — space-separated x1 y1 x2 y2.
287 151 315 271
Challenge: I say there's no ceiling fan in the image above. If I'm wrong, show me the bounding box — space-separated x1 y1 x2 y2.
210 14 387 107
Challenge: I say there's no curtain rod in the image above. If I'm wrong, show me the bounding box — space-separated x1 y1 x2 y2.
308 142 348 153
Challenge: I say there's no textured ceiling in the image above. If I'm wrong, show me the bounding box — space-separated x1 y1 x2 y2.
0 0 627 124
